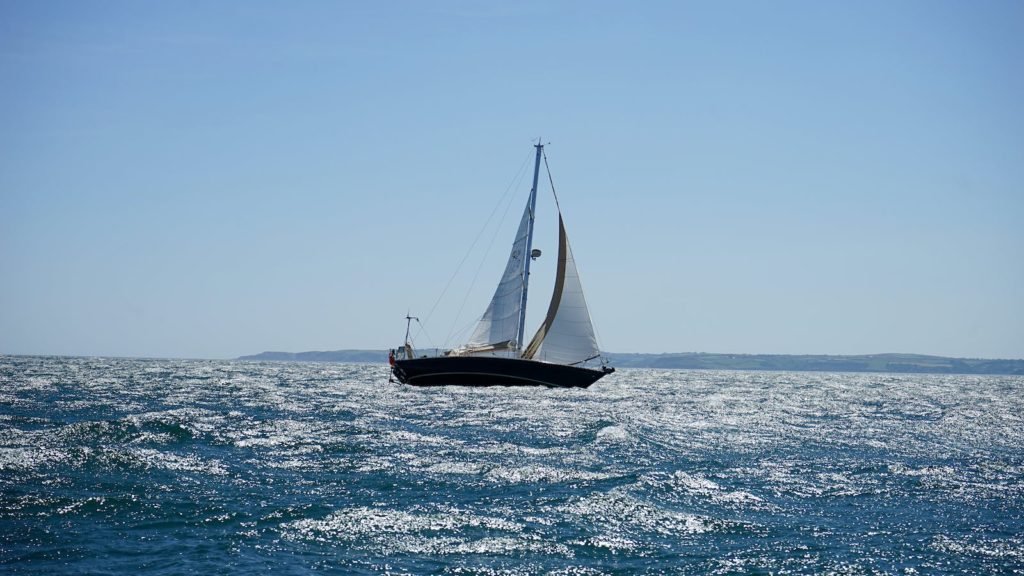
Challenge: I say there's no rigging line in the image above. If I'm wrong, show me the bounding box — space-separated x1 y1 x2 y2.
412 149 533 343
446 316 481 348
542 147 562 213
413 317 438 352
443 170 524 348
568 354 602 367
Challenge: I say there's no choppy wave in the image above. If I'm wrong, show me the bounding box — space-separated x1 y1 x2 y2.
1 355 1022 574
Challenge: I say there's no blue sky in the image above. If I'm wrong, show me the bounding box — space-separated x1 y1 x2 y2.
1 1 1022 359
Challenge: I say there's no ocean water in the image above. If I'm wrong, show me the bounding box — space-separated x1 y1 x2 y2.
1 356 1022 575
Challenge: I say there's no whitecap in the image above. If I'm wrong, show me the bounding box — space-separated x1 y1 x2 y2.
595 425 630 443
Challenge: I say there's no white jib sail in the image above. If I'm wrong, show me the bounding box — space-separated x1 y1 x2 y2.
523 215 600 365
465 196 532 349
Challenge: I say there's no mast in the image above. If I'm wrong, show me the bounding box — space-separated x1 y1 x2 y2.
517 141 543 351
403 313 418 358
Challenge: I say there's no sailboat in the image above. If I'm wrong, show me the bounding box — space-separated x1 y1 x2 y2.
390 142 615 388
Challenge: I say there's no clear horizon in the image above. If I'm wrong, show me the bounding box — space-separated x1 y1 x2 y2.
2 2 1022 360
4 349 1023 364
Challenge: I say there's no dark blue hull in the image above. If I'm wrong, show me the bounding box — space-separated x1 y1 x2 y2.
392 356 613 388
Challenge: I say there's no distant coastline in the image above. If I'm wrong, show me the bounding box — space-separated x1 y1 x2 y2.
237 350 1024 376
